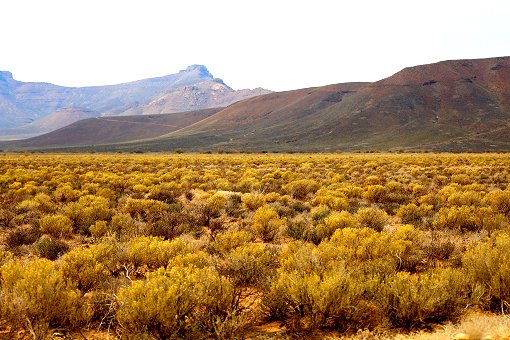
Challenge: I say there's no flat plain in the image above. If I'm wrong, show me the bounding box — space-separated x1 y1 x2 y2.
1 152 510 339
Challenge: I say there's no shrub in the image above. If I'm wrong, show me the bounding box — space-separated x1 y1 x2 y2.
89 220 109 239
126 236 191 269
124 198 169 220
355 207 389 232
363 185 389 203
211 229 254 254
0 250 13 266
217 243 276 289
310 204 331 223
483 190 510 215
433 206 506 232
35 235 70 260
462 231 510 312
379 268 468 330
241 193 266 211
312 189 349 211
149 182 183 204
265 268 370 331
251 206 285 242
323 211 358 231
0 258 90 335
4 225 40 250
396 203 434 226
116 266 240 338
62 195 111 234
39 214 73 238
285 179 320 199
59 246 112 292
285 214 313 240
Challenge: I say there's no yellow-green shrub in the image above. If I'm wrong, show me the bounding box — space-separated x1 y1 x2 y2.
89 220 108 239
323 211 358 231
211 229 254 254
116 266 238 338
311 204 331 223
0 258 89 332
241 193 266 211
363 185 389 203
265 268 369 331
285 179 320 199
59 246 111 292
483 190 510 215
252 205 285 242
396 203 434 225
462 231 510 312
124 198 169 219
217 243 276 288
312 189 349 211
62 195 111 233
126 236 191 269
355 207 389 232
39 214 73 238
35 235 70 260
379 268 468 329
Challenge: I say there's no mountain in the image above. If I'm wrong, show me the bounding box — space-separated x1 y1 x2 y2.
3 108 221 148
0 65 271 138
3 56 510 152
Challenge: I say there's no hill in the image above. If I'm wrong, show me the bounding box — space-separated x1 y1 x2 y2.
0 65 270 138
3 108 221 148
3 56 510 152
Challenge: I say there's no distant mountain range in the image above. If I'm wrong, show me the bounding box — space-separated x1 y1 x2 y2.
2 56 510 152
0 65 271 139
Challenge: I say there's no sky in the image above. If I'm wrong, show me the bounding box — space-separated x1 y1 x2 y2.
2 0 510 92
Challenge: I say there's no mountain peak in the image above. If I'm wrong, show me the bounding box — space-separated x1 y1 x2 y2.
182 65 213 78
0 71 13 80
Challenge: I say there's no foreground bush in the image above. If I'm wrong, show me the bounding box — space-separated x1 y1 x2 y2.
116 265 244 339
463 231 510 312
0 258 90 336
379 268 469 330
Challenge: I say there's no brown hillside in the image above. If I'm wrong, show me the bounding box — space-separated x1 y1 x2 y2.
6 108 221 148
4 56 510 152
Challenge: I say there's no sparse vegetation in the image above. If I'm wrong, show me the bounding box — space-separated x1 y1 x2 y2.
1 152 510 338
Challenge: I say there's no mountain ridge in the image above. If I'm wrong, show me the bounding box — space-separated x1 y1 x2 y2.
2 56 510 152
0 65 271 138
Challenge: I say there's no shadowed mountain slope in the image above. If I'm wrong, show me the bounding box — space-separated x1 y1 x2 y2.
4 108 221 148
3 56 510 152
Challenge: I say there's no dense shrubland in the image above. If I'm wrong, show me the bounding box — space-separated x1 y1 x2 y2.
0 152 510 338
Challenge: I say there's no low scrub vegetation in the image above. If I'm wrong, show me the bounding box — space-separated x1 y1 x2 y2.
0 152 510 338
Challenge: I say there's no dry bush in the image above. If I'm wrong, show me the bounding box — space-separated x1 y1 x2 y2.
355 207 389 232
285 179 320 199
116 265 246 339
396 203 434 226
242 193 266 211
462 231 510 312
126 236 192 270
4 224 41 250
35 235 70 260
0 258 90 337
216 243 277 289
59 245 113 292
251 205 286 242
211 229 254 254
265 267 377 332
379 268 468 330
39 214 73 238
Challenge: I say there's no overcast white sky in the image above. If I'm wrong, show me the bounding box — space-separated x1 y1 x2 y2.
2 0 509 91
